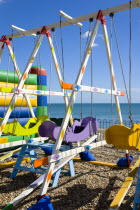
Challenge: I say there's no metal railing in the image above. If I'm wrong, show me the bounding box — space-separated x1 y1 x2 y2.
97 119 140 129
97 119 140 141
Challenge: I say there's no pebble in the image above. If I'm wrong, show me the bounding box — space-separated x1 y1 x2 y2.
0 144 139 209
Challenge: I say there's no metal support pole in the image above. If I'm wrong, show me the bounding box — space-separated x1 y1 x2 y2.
0 31 44 136
38 11 101 199
6 41 35 118
45 28 74 125
102 18 123 124
101 13 130 167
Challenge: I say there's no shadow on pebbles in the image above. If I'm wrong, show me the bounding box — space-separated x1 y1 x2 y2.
0 144 139 210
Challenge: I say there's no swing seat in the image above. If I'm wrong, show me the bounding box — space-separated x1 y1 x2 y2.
105 124 140 150
3 115 49 136
64 117 98 143
38 120 57 139
38 117 98 143
71 120 83 133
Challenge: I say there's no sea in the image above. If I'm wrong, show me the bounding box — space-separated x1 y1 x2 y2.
49 103 140 128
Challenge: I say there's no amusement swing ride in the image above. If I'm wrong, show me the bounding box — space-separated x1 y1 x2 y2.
1 0 140 209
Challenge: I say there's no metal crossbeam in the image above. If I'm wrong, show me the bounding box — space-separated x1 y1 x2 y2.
3 88 72 97
5 0 140 39
62 82 124 96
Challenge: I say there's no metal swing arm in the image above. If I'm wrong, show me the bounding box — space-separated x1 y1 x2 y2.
11 25 36 36
59 10 82 27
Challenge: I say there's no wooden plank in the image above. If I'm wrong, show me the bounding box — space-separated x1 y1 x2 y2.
109 158 140 209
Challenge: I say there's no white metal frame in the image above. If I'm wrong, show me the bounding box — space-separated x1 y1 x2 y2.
2 0 139 208
38 10 123 198
0 26 75 136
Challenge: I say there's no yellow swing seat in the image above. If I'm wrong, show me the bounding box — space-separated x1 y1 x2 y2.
105 124 140 151
2 115 50 136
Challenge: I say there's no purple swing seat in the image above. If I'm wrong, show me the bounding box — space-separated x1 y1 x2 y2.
64 117 98 142
38 117 98 143
38 121 57 140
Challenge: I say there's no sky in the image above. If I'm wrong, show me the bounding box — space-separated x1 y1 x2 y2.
0 0 140 104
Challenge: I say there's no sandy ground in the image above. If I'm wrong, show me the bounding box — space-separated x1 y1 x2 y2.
0 144 139 210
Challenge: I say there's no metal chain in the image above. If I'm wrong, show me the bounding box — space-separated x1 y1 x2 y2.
109 13 114 125
110 11 133 126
